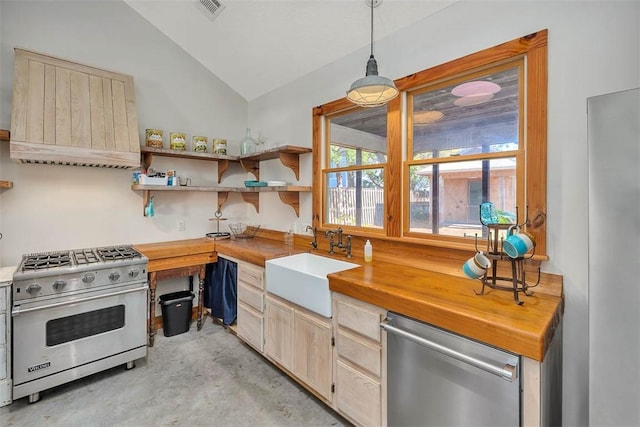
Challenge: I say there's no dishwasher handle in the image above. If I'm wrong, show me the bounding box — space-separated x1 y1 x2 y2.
380 321 518 382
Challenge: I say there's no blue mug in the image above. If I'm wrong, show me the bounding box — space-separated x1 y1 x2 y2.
463 251 491 279
503 228 535 258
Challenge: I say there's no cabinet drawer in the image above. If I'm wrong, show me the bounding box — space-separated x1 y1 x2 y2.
336 360 381 427
337 329 381 378
237 302 264 352
239 263 264 290
336 297 382 342
238 281 263 313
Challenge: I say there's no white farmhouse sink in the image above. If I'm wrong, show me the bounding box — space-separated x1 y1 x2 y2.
265 253 360 318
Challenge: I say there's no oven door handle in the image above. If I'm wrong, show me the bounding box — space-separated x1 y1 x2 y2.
12 285 149 316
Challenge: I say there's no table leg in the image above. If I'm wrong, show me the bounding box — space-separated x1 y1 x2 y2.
148 271 157 347
197 265 205 330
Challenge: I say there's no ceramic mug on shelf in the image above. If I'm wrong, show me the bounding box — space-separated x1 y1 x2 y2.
463 251 491 280
502 226 535 258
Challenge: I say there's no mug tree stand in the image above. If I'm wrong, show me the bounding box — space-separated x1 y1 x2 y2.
473 223 540 305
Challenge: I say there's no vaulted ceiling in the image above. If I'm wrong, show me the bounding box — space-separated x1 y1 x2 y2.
124 0 458 101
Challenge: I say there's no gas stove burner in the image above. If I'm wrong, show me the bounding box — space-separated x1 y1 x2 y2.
22 251 72 271
97 245 141 261
74 249 100 265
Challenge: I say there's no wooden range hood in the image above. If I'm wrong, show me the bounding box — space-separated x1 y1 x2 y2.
10 49 140 169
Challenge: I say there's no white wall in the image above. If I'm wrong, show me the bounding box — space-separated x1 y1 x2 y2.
248 1 640 426
0 0 251 269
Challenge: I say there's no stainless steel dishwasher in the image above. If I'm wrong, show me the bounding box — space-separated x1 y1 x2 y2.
382 312 521 426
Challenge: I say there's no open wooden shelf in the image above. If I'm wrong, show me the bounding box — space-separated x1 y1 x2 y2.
238 145 312 180
135 144 312 216
132 184 312 217
140 144 312 183
140 146 237 183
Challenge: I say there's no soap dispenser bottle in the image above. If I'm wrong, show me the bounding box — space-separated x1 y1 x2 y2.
364 240 373 263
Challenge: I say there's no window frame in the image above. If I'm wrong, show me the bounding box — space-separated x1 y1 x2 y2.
322 108 389 233
312 30 548 257
404 58 525 242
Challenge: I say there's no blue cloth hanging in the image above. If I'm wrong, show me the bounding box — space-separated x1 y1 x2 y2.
204 257 237 325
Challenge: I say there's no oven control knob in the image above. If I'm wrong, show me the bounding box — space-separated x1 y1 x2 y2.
82 273 95 284
129 269 140 278
109 272 121 281
53 280 66 291
26 284 41 295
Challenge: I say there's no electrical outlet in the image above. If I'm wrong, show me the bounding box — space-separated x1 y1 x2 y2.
177 219 185 231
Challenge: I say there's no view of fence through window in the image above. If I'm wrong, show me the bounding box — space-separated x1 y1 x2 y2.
322 62 522 236
407 63 522 238
324 105 387 228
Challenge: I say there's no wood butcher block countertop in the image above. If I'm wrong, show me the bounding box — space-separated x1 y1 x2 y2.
146 237 563 361
329 261 563 362
134 238 216 271
214 238 305 267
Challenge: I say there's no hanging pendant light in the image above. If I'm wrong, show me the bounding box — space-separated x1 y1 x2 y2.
346 0 398 108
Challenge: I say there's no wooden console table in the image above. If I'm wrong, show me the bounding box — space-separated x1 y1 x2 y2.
134 238 216 346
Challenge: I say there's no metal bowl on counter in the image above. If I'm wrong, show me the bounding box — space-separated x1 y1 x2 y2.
228 223 260 239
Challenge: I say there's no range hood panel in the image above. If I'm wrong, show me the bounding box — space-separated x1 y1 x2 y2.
10 49 141 169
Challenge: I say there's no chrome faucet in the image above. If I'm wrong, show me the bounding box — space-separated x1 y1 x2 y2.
306 225 318 251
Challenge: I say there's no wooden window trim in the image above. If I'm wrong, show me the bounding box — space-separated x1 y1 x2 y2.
312 30 548 257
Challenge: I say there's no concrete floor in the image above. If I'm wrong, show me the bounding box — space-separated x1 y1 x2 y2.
0 321 348 426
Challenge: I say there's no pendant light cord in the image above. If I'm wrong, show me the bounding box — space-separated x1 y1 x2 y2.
370 0 374 57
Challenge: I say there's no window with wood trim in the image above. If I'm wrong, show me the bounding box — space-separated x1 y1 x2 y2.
312 30 548 256
323 106 388 230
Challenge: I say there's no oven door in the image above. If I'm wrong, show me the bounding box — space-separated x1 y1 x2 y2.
12 282 148 387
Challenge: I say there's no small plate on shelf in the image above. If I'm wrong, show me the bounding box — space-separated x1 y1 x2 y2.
266 180 287 187
244 180 268 187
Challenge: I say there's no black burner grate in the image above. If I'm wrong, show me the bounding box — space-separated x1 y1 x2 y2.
97 246 141 261
22 252 72 271
74 249 100 265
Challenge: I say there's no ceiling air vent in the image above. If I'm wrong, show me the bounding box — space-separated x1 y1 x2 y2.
195 0 226 21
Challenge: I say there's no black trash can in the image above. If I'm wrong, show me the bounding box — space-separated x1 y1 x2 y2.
159 291 195 337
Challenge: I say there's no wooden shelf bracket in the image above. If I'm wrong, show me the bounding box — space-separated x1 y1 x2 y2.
240 192 259 213
240 159 260 180
217 191 229 210
279 152 301 180
278 191 301 217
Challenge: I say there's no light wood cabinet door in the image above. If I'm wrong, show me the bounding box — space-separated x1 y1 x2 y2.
237 302 264 352
336 360 381 427
264 295 294 371
10 48 140 168
293 309 333 401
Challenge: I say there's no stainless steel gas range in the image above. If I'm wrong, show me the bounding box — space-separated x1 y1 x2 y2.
11 245 148 403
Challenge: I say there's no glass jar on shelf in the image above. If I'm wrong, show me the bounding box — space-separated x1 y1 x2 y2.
240 128 255 155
